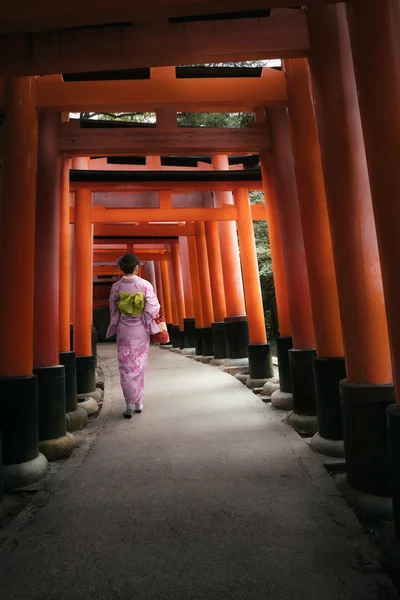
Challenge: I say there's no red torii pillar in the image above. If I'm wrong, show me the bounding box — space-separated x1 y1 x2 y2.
212 155 249 367
268 106 317 435
205 221 227 364
187 235 204 355
195 222 215 359
0 77 49 490
60 157 88 432
146 261 158 296
160 260 173 340
235 188 273 383
168 260 180 348
258 150 293 407
308 3 394 509
179 236 196 352
347 0 400 532
72 158 96 395
33 111 75 460
284 57 346 455
155 262 166 319
171 242 186 350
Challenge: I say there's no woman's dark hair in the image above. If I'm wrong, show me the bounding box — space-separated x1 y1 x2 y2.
117 253 140 275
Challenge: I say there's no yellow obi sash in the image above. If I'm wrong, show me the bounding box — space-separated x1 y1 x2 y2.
117 292 145 316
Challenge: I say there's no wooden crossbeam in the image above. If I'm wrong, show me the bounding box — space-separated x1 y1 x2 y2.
94 250 168 262
60 122 269 157
0 13 309 77
0 3 336 34
93 224 195 236
70 204 267 224
31 73 287 112
94 237 178 245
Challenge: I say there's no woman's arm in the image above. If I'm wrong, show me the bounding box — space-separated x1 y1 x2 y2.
143 281 161 318
106 283 120 338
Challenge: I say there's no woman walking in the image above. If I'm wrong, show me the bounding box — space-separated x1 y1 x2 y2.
106 254 160 418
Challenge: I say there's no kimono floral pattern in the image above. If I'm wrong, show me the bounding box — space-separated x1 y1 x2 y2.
106 276 160 408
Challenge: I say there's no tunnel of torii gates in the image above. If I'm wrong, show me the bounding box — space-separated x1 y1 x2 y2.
0 1 400 537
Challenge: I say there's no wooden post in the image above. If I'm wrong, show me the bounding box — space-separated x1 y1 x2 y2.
235 188 273 381
268 106 317 434
284 57 346 454
307 3 394 503
0 77 48 489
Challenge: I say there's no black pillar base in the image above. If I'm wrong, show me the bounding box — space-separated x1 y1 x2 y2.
33 365 67 442
248 344 273 380
224 316 249 359
166 324 174 346
195 328 204 356
0 375 39 466
202 328 214 357
387 405 400 541
59 351 78 413
314 357 346 441
289 348 317 416
70 323 74 352
276 336 293 393
184 318 196 348
171 325 180 348
76 355 96 395
341 380 395 497
179 331 185 350
92 326 98 368
211 322 227 359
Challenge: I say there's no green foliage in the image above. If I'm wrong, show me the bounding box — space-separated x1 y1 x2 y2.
177 112 254 128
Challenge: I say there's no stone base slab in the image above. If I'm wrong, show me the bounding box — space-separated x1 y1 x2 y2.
286 411 318 436
66 406 89 432
338 477 393 521
235 370 249 384
210 358 226 367
261 377 280 396
3 453 49 492
246 377 271 390
39 432 76 461
77 397 99 416
310 432 345 459
182 348 196 356
271 390 293 411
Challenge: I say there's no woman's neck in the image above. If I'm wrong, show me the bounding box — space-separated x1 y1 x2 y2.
123 274 136 279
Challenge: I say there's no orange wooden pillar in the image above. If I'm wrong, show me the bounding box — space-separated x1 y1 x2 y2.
234 188 273 381
0 77 49 489
258 149 293 403
195 222 215 358
179 236 196 351
168 260 180 348
155 262 165 318
146 261 157 296
171 242 186 349
347 0 400 534
33 111 75 458
268 106 316 433
205 221 228 361
284 57 346 452
160 260 173 337
73 155 96 393
307 4 393 502
187 235 204 355
212 154 249 364
60 152 88 432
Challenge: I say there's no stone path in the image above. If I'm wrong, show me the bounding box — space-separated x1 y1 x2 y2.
0 345 397 600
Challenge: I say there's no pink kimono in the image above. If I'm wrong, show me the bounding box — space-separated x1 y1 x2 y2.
106 276 160 408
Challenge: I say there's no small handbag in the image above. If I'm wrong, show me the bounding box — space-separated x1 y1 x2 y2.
150 315 170 344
